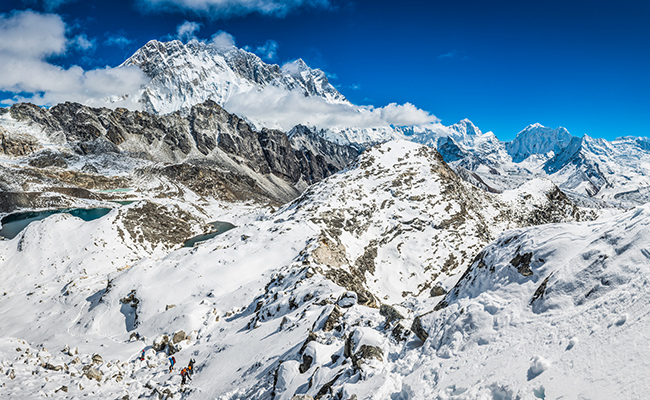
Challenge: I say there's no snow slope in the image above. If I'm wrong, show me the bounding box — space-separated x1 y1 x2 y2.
412 205 650 399
0 140 598 399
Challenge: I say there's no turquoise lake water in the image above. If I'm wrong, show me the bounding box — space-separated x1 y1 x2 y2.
0 208 112 239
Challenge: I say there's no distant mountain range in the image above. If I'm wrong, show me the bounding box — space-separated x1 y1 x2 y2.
116 39 650 207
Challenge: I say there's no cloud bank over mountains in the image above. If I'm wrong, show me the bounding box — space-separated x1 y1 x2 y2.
0 10 148 109
225 84 437 131
0 8 436 130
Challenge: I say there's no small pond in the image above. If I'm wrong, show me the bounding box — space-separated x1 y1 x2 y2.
183 221 236 247
0 208 112 239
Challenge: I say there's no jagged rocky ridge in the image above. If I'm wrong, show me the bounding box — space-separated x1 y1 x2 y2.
321 120 650 206
122 40 348 115
0 140 599 399
0 100 358 211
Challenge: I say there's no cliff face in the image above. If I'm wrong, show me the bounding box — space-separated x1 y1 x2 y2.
3 100 359 207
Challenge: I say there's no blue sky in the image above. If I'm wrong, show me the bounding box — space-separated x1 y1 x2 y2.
0 0 648 141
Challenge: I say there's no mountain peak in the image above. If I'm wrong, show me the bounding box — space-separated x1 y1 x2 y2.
507 124 574 162
121 39 347 115
449 118 482 137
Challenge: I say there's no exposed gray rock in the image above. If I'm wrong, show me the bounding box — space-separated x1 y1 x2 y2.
379 304 404 324
28 150 68 168
353 345 383 368
152 335 169 352
10 103 61 133
289 125 359 184
6 100 359 207
322 305 342 332
430 285 447 297
411 313 430 343
172 330 186 344
82 365 103 382
0 128 39 157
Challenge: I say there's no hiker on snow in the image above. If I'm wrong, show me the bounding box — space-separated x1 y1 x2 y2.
169 356 176 373
140 349 145 361
181 367 191 385
188 358 195 376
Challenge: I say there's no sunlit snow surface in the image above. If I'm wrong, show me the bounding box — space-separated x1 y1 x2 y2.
1 141 646 400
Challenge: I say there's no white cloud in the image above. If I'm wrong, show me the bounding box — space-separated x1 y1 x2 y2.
253 40 278 61
72 33 95 51
176 20 202 42
104 34 133 48
0 10 148 110
137 0 330 18
210 30 235 48
224 85 437 131
437 50 469 61
0 10 66 57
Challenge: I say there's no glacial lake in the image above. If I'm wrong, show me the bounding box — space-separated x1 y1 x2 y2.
0 208 112 239
183 221 236 247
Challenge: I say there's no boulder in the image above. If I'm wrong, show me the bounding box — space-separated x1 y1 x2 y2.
82 365 103 382
172 330 186 344
379 304 404 324
152 335 169 352
322 305 342 332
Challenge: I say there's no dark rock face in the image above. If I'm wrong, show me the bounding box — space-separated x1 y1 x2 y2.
0 128 39 157
7 101 358 206
289 125 359 185
258 128 302 183
28 150 68 168
9 103 61 133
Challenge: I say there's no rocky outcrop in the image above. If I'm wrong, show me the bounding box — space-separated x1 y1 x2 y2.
0 128 39 157
28 150 68 168
290 125 359 184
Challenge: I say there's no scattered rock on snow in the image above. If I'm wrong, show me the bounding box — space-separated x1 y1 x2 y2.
527 355 550 380
82 365 103 382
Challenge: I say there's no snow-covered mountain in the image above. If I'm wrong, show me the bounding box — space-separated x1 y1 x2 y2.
506 123 573 163
0 140 601 399
122 40 347 115
413 204 650 398
331 120 650 207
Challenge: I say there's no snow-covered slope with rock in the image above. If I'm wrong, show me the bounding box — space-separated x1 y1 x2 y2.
122 40 347 115
411 204 650 398
0 140 598 399
327 120 650 207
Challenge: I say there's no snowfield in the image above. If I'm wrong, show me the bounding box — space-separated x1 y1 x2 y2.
2 140 640 400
